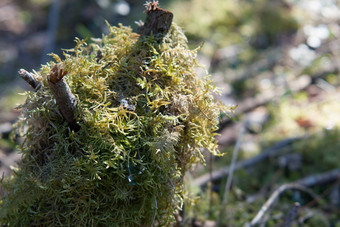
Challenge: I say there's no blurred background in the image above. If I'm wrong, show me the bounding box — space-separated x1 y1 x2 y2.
1 0 340 226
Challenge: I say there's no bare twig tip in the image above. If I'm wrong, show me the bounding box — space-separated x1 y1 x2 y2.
19 69 41 91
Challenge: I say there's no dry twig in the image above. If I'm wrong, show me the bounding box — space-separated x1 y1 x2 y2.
222 124 246 206
295 168 340 187
249 184 320 227
219 124 245 223
47 63 78 130
18 69 41 91
194 137 302 186
248 168 340 226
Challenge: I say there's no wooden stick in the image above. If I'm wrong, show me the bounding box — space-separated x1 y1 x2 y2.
249 184 320 227
19 69 42 91
248 168 340 226
194 137 302 186
295 168 340 187
218 124 245 223
221 124 245 206
137 1 173 36
47 63 78 130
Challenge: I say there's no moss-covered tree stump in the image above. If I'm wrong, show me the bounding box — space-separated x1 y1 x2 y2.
0 2 229 226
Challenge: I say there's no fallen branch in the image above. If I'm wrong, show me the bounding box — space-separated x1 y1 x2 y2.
248 168 340 226
47 63 78 130
194 137 302 186
219 124 246 223
249 184 321 227
295 168 340 188
19 69 42 91
222 124 246 206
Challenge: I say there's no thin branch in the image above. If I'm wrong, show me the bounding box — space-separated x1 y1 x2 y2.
249 184 321 227
194 137 302 186
259 211 272 227
208 151 213 218
295 168 340 187
222 124 246 206
48 63 78 130
19 69 42 91
137 1 173 36
248 168 340 226
218 124 245 224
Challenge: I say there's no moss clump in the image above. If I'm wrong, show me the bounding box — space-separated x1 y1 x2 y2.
0 23 229 226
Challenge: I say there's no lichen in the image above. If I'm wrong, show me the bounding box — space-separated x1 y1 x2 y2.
0 23 230 226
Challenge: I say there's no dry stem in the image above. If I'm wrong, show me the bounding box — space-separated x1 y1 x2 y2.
249 184 320 226
194 137 302 186
248 168 340 226
19 69 42 91
48 63 78 130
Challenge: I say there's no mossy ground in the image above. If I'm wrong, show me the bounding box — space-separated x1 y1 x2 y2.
187 92 340 226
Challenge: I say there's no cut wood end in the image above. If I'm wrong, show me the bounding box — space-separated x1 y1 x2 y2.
138 1 173 36
48 63 68 84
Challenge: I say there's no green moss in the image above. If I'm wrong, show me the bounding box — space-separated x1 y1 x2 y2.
0 23 230 226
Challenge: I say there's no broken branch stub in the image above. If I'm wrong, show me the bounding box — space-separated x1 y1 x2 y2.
137 1 173 36
48 63 78 130
19 69 42 91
